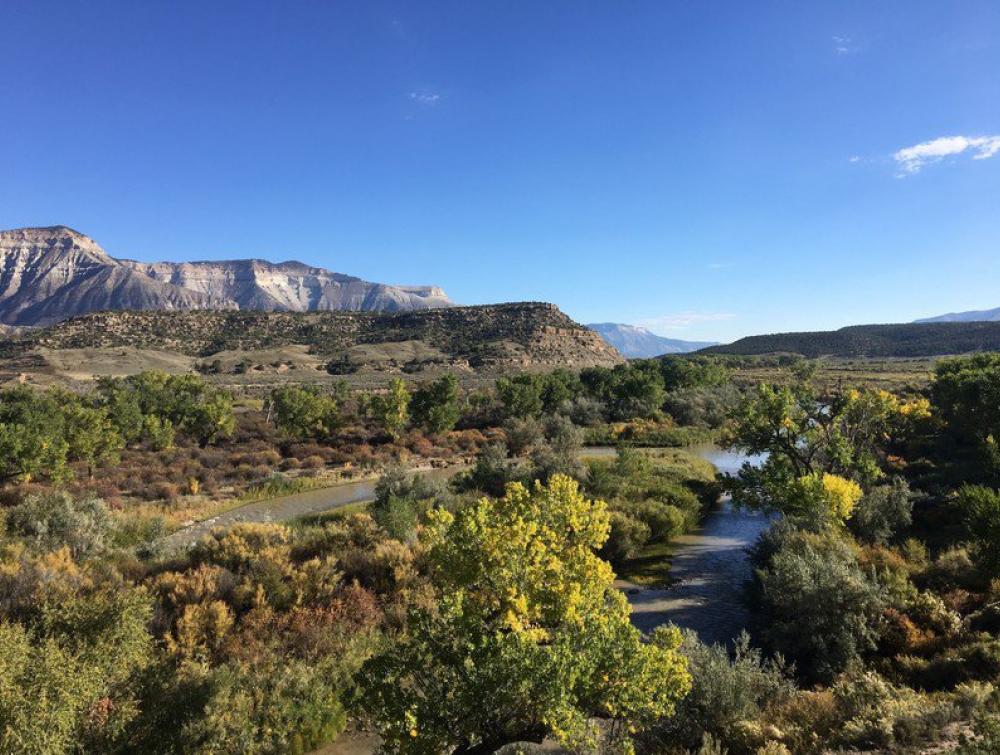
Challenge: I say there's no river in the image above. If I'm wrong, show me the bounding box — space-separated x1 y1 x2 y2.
624 443 770 645
163 444 770 648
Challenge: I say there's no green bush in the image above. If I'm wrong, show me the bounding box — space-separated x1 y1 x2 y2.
600 511 651 565
850 478 913 545
750 527 886 682
648 630 795 750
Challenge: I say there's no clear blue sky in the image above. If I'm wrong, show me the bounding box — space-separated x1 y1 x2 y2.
2 1 998 343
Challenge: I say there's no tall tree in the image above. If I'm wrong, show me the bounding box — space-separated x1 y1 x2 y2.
361 475 691 753
370 379 411 440
410 374 462 434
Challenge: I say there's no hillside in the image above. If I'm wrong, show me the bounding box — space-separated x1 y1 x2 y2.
915 306 1000 323
588 322 717 358
701 321 1000 358
0 303 623 382
0 226 451 326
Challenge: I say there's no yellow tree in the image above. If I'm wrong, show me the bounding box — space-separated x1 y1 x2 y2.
360 475 691 754
370 379 411 440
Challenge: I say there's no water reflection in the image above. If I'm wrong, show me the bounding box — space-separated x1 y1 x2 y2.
625 445 771 646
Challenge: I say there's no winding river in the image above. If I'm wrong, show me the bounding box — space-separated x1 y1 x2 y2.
623 444 770 646
163 444 770 647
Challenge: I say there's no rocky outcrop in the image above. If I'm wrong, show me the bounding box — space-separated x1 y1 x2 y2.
0 226 451 326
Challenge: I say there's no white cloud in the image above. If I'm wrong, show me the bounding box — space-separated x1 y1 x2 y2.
849 155 862 163
894 134 1000 175
707 262 732 270
833 35 854 54
636 311 736 331
408 91 441 105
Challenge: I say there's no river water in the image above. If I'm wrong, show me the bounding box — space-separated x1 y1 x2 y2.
624 443 770 645
164 444 770 648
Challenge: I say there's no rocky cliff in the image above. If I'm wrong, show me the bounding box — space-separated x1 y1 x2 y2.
0 226 451 325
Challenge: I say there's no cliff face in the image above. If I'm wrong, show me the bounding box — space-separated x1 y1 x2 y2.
122 258 450 313
9 302 624 371
0 226 451 325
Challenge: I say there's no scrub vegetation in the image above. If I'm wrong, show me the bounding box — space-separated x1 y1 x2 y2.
4 353 1000 753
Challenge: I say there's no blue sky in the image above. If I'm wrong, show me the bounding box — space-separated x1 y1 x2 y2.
1 1 998 343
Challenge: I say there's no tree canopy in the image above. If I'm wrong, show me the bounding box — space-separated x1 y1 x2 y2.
360 475 691 753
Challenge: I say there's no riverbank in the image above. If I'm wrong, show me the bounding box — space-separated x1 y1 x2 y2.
163 443 770 649
618 444 769 645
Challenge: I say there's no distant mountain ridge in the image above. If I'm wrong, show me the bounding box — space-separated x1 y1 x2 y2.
701 321 1000 358
915 306 1000 323
587 322 717 358
0 226 451 326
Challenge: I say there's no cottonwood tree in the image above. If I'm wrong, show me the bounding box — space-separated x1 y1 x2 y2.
410 374 462 434
267 385 340 441
370 378 411 440
361 475 691 754
723 380 926 518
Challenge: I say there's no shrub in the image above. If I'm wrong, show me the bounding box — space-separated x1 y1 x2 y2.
600 511 651 565
750 527 886 682
371 467 450 541
632 499 687 540
4 492 112 558
501 416 543 457
454 443 517 497
649 630 795 750
850 478 913 545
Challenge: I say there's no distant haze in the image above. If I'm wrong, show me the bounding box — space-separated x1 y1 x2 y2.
914 306 1000 324
587 323 718 358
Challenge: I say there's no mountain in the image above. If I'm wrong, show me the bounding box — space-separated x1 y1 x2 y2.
914 307 1000 324
587 322 717 358
0 226 451 326
700 321 1000 359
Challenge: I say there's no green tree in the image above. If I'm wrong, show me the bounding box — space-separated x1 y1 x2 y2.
62 397 123 478
659 357 730 392
360 475 691 753
99 371 235 447
267 386 340 441
960 485 1000 575
539 369 583 414
723 381 919 514
410 374 462 434
96 376 146 443
495 374 545 419
160 375 235 447
932 354 1000 481
0 386 70 483
580 363 666 421
369 379 411 440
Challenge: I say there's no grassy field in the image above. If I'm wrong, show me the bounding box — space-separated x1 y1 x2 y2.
726 356 936 392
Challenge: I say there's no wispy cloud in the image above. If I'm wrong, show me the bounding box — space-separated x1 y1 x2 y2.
894 134 1000 175
408 91 441 105
636 312 736 332
849 155 862 163
833 35 855 54
707 262 732 270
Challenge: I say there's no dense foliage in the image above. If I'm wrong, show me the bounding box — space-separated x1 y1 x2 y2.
6 351 1000 753
361 475 691 754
